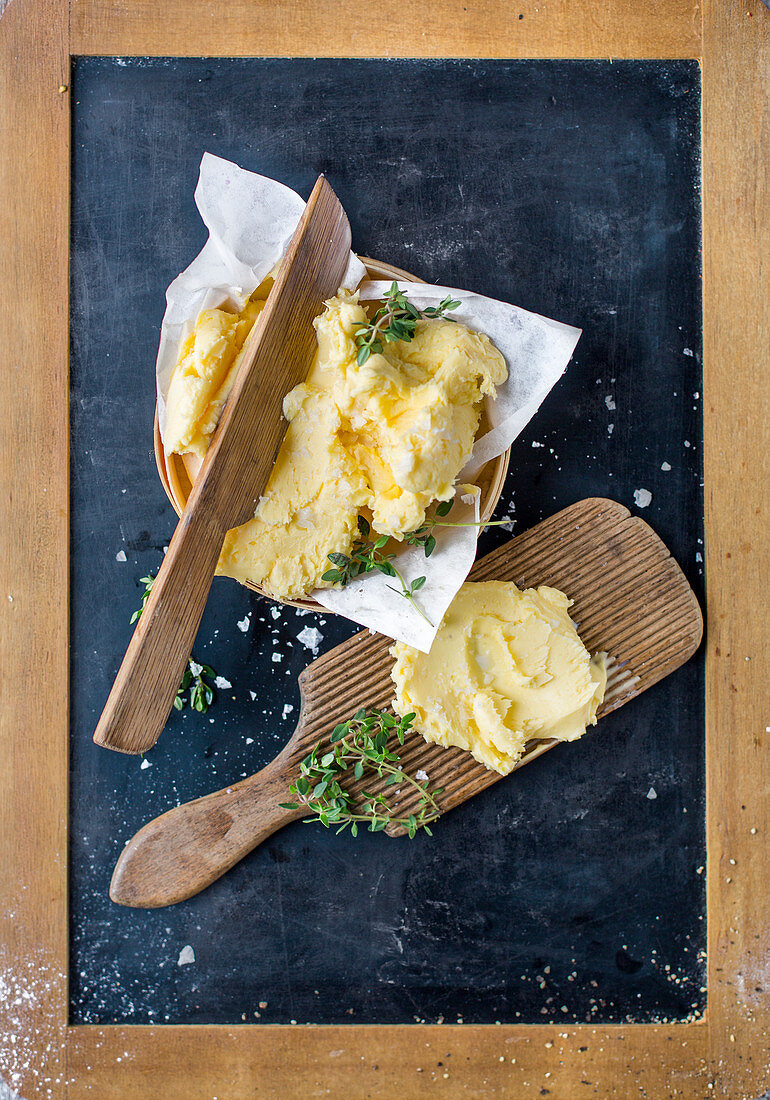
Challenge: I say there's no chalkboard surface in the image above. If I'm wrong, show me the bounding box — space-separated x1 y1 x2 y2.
70 58 704 1026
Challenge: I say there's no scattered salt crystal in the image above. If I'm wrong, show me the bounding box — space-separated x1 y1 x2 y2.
115 549 127 562
249 691 257 701
647 787 657 800
633 488 652 509
270 607 281 620
460 491 476 506
605 395 616 411
282 704 294 720
531 440 543 448
297 626 323 655
695 552 702 563
177 945 195 966
683 348 694 357
684 440 691 448
272 652 282 663
214 675 232 690
245 737 254 745
237 615 251 633
188 660 203 677
661 461 671 471
607 423 614 436
416 769 429 782
140 758 151 770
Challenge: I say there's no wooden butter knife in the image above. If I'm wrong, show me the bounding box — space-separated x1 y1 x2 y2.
109 498 703 907
93 176 351 755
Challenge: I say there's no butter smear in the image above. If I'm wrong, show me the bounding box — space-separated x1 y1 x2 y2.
390 581 606 775
165 286 507 600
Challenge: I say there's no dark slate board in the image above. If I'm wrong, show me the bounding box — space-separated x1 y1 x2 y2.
69 58 704 1026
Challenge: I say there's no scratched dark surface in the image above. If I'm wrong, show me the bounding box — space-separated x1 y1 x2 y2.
69 58 704 1025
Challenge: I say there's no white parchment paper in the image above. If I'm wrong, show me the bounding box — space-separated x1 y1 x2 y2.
154 154 581 651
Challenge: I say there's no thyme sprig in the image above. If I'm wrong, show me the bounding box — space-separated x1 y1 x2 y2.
354 281 461 366
403 497 512 557
279 708 442 838
131 574 217 715
322 517 432 625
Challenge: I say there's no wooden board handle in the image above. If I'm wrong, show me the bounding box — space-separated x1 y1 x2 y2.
93 505 227 755
109 751 302 907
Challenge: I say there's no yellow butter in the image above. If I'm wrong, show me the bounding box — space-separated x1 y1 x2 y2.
165 289 507 600
390 581 607 775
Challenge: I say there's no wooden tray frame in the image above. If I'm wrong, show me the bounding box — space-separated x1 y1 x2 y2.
0 1 767 1096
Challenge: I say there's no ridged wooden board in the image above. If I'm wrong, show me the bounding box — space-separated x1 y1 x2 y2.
110 497 702 907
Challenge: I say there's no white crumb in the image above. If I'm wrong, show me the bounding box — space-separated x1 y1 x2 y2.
115 549 127 562
140 758 151 770
416 769 429 782
237 615 251 633
605 395 616 411
214 676 232 690
177 945 195 966
297 626 323 655
683 347 694 357
633 488 652 509
188 660 203 677
270 607 281 620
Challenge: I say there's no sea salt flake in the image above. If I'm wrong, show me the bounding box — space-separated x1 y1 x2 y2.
249 691 257 701
214 675 232 689
282 704 294 719
647 787 657 800
661 461 672 471
683 347 694 357
177 945 195 966
416 769 429 782
188 660 203 677
140 758 151 770
297 626 323 655
115 550 127 562
272 652 282 663
270 606 281 620
237 615 251 633
633 488 652 509
605 395 616 411
245 737 254 745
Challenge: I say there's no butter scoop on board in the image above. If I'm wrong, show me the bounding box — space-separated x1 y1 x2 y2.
109 499 703 909
154 153 583 652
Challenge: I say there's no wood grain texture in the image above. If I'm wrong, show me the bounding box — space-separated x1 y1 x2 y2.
702 2 770 1098
70 0 702 59
109 499 702 907
0 0 69 1097
92 177 351 754
1 0 768 1093
65 1021 709 1099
